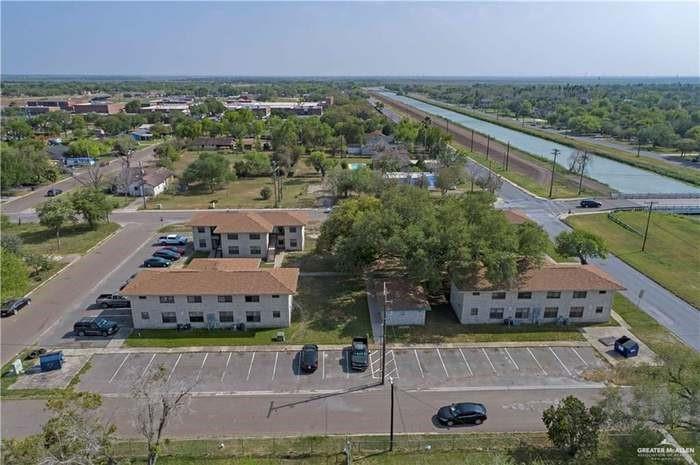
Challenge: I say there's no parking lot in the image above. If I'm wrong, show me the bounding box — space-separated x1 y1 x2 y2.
77 345 605 395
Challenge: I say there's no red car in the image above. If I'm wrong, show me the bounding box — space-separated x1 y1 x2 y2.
160 245 186 255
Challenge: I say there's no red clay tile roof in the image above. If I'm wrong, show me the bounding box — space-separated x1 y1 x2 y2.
187 258 260 271
188 211 309 233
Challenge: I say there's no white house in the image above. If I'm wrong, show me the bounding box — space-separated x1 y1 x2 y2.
113 166 173 197
375 278 431 326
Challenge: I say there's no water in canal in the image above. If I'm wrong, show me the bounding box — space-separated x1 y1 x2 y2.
379 92 700 195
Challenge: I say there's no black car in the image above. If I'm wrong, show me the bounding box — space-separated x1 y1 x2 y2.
580 199 602 208
1 298 31 316
74 317 119 337
436 402 487 426
46 188 63 197
300 344 319 373
152 249 181 261
143 257 171 268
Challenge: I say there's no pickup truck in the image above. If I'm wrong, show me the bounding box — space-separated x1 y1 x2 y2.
95 294 131 309
350 336 369 371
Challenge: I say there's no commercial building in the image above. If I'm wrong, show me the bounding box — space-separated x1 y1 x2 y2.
224 100 324 118
72 102 125 114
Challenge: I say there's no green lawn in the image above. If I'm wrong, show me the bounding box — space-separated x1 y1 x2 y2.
3 222 120 257
567 212 700 308
126 276 370 347
282 237 337 272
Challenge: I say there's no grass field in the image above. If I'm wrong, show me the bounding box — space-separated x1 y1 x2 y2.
3 222 120 257
567 212 700 308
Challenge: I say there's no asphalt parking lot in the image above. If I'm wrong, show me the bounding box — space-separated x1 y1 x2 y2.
77 345 605 395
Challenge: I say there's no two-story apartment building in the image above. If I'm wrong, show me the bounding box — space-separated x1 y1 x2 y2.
188 211 308 260
121 259 299 329
450 264 625 325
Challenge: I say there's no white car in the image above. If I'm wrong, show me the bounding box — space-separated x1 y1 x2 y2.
158 234 188 245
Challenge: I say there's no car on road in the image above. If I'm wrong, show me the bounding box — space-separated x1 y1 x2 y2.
45 188 63 197
300 344 319 373
436 402 487 426
579 199 602 208
74 317 119 337
95 293 131 309
152 249 181 261
350 336 369 371
160 245 186 255
143 257 171 268
1 298 31 316
158 234 188 245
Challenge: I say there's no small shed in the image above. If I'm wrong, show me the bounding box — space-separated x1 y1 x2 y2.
376 279 430 326
614 336 639 358
39 351 64 372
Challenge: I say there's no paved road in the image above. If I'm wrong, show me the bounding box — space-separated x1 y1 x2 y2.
0 386 604 439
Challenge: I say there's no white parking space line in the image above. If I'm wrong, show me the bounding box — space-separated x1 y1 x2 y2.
504 348 519 370
549 347 572 376
414 349 425 378
436 349 449 377
571 347 588 366
221 353 232 383
528 348 547 375
481 348 497 375
166 354 182 383
322 351 326 380
246 352 256 381
369 350 381 380
384 350 399 380
195 353 208 383
345 353 349 379
271 352 279 380
109 354 130 384
458 348 473 377
141 353 156 378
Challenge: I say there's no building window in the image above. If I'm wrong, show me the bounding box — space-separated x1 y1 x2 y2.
517 292 532 299
219 311 234 323
546 291 561 299
290 239 298 248
187 295 202 303
138 296 147 300
595 306 604 313
573 291 588 299
159 296 175 304
544 307 559 318
246 311 261 323
569 306 585 318
250 246 261 255
515 307 530 319
470 308 479 316
197 227 205 233
273 311 281 318
227 233 238 240
472 292 480 296
249 233 261 240
218 295 232 303
489 308 504 319
491 292 506 300
161 312 176 323
599 290 607 294
140 312 150 320
272 295 280 298
189 311 204 323
198 239 207 248
289 226 297 233
228 246 239 255
245 295 260 303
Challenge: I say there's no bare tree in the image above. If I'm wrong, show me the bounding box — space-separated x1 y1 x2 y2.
475 173 503 194
131 366 197 465
568 150 592 195
73 163 105 190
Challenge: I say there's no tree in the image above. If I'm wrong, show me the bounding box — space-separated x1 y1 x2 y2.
154 143 181 169
1 142 59 190
394 118 420 145
233 152 270 177
2 118 33 141
676 138 697 159
113 135 138 158
1 248 29 299
174 119 202 139
150 122 169 138
555 230 607 264
68 139 109 158
325 166 382 198
1 233 23 256
436 167 463 195
542 395 605 457
305 151 337 177
181 152 235 192
71 188 116 229
125 99 142 113
316 195 381 253
37 197 76 249
299 117 333 151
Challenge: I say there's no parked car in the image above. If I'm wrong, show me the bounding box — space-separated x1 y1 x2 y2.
158 234 188 245
153 249 181 261
45 188 63 197
160 245 186 255
436 403 488 426
95 294 131 309
580 199 602 208
1 298 31 316
350 336 369 371
74 317 119 337
143 257 171 268
300 344 319 373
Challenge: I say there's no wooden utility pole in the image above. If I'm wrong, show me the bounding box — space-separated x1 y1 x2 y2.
486 136 491 160
548 149 560 198
505 142 510 171
470 129 475 151
641 202 654 252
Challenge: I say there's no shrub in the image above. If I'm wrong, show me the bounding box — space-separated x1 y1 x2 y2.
260 186 272 200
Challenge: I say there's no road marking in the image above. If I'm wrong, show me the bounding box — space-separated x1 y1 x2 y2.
195 353 208 383
528 348 547 375
458 348 473 377
413 349 424 378
296 352 301 379
141 354 156 377
504 348 519 370
436 349 449 377
166 353 182 383
549 347 572 376
387 350 399 379
246 352 256 381
481 348 497 375
221 353 232 383
571 347 588 366
108 354 129 383
345 352 350 379
321 351 326 380
272 352 279 380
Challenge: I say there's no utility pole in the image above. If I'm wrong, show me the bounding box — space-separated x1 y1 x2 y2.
577 151 589 196
138 161 147 209
486 136 491 160
271 161 280 207
389 378 395 452
470 129 475 152
505 142 510 171
548 148 560 198
381 281 390 385
641 202 654 252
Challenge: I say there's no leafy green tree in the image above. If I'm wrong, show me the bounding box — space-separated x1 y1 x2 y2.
70 188 116 229
299 118 333 150
0 248 29 299
24 253 52 277
154 142 181 169
542 395 605 457
181 152 235 192
305 151 337 177
555 230 608 264
436 167 462 195
316 195 381 253
270 117 299 150
234 152 270 177
68 138 109 158
394 118 420 145
125 99 142 113
150 122 170 138
0 233 23 256
113 135 138 157
0 142 59 190
2 118 33 141
174 119 203 139
37 197 76 249
325 166 382 198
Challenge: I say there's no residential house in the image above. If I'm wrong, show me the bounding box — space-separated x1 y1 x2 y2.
375 278 430 326
189 137 235 150
449 264 625 325
188 211 308 260
122 260 300 329
372 148 412 171
348 130 395 155
112 166 173 197
131 124 153 141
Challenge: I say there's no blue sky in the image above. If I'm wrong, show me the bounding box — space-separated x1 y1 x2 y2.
2 1 698 76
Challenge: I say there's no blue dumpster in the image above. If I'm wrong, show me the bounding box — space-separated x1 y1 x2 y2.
39 351 64 372
614 336 639 358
